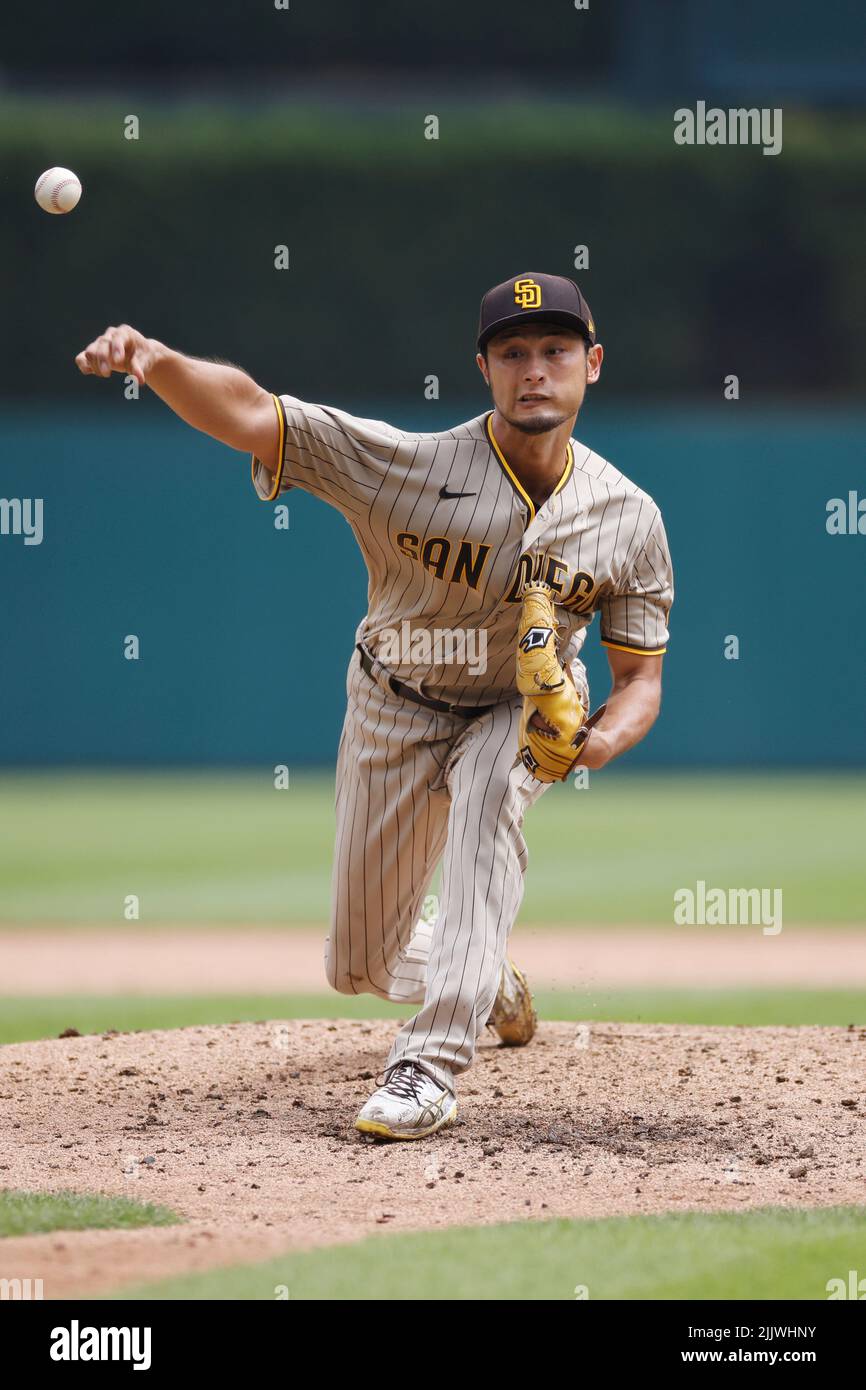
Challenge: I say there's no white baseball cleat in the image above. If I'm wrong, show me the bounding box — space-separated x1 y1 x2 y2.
487 957 538 1046
355 1061 457 1141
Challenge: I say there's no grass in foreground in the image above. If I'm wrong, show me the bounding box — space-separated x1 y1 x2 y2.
111 1206 866 1301
1 988 863 1046
0 1189 180 1239
0 771 863 924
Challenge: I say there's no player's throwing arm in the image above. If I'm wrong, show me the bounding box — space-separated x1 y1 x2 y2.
74 325 280 474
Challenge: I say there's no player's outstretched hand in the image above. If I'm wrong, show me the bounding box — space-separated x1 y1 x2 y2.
75 324 156 385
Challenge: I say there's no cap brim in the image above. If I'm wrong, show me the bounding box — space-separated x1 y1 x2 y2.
478 309 593 352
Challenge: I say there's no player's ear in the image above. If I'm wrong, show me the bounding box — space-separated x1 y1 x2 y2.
586 342 603 384
475 350 490 387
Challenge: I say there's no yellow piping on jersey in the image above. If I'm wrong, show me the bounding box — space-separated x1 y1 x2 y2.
250 393 286 501
485 413 573 522
601 639 667 656
551 441 574 498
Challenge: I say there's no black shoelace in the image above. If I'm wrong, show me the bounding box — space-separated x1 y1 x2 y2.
383 1063 428 1102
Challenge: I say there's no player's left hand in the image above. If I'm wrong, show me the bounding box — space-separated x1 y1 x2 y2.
515 580 607 782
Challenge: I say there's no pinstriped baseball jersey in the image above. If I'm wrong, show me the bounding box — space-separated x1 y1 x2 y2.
250 390 673 1094
251 394 673 707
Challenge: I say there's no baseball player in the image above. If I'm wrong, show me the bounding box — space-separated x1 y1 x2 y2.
75 272 673 1142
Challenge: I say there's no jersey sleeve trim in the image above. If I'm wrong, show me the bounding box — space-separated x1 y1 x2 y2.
601 638 667 656
250 393 287 501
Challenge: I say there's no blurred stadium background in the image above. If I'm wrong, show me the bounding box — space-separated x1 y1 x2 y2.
1 0 864 1038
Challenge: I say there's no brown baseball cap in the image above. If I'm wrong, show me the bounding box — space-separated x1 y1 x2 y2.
477 272 596 352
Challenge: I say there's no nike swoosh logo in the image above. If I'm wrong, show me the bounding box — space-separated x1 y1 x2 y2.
439 485 477 499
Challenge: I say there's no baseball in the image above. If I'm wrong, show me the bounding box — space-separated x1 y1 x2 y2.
34 166 82 215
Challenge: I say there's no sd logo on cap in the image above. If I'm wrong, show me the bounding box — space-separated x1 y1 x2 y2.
478 272 596 352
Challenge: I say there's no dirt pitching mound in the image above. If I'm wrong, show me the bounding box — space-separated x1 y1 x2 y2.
1 1019 864 1298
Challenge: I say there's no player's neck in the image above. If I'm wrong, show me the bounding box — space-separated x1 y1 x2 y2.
489 409 576 505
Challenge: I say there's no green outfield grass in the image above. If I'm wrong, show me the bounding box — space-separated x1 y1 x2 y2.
0 771 864 926
1 988 862 1046
0 1189 179 1238
110 1206 866 1301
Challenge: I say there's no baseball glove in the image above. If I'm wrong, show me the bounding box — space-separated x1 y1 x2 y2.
515 580 606 782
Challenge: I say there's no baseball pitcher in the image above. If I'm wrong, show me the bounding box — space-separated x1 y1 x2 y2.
75 272 673 1141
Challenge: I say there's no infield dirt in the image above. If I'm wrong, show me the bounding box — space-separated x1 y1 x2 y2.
1 1018 864 1297
3 926 865 993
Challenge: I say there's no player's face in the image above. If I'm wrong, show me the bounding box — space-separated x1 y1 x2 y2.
477 325 602 434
